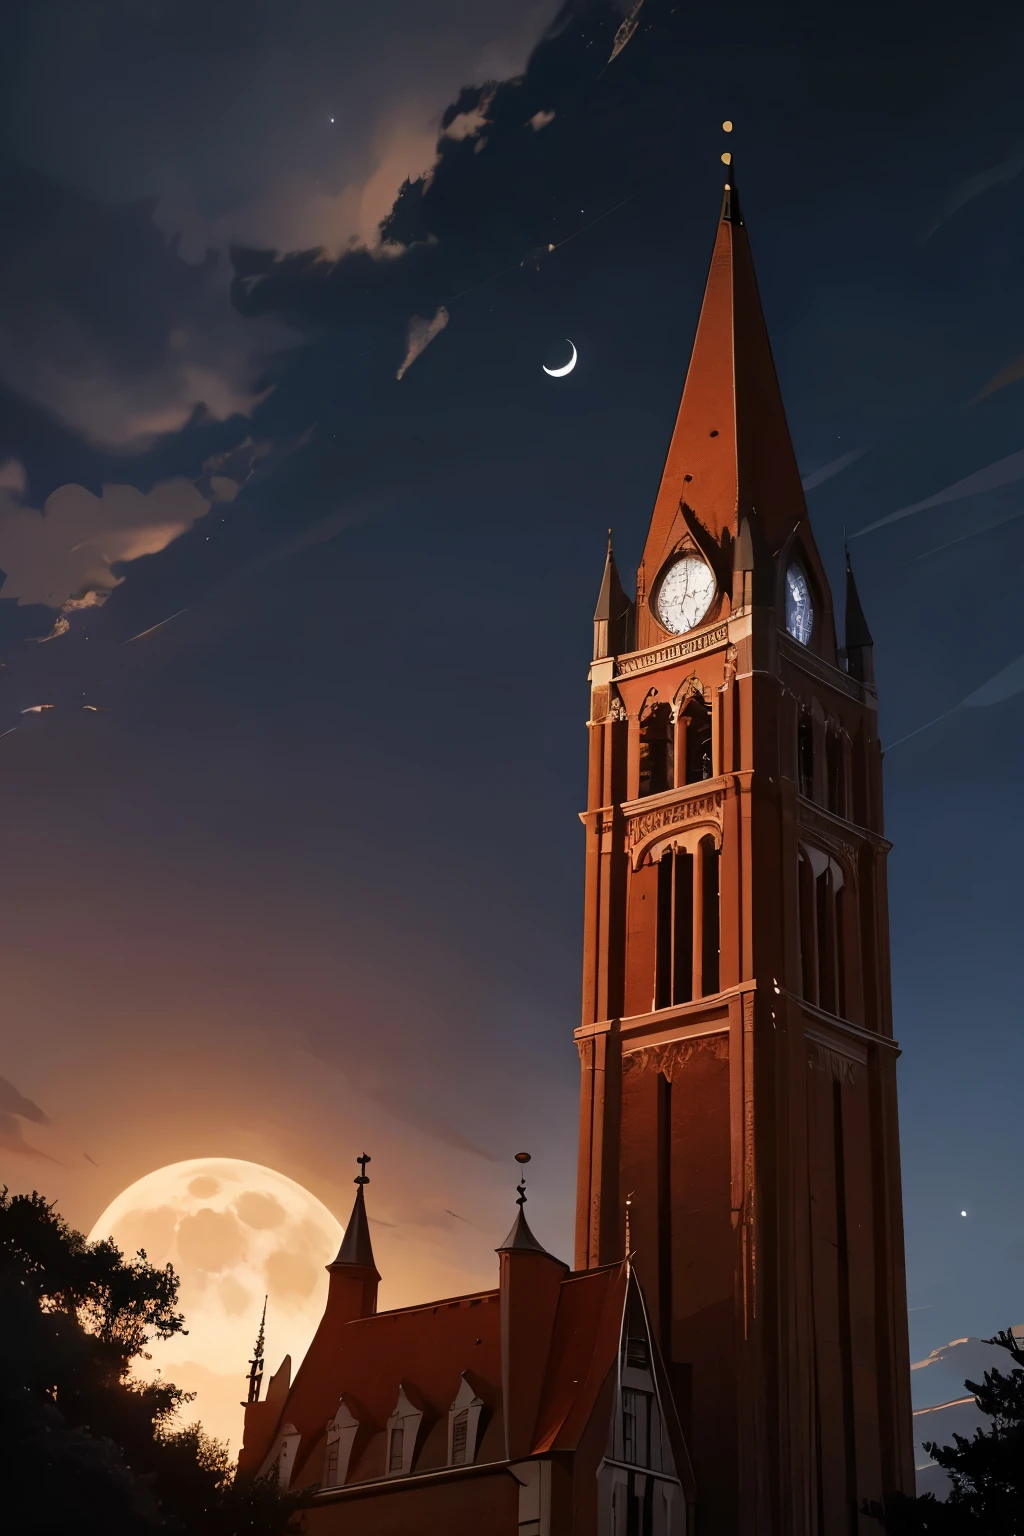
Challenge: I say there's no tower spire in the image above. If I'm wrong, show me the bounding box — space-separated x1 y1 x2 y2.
329 1152 380 1276
635 125 817 650
242 1295 267 1406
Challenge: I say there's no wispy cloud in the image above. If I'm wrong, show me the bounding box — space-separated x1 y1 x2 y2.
963 651 1024 708
974 353 1024 403
801 447 866 491
855 448 1024 536
923 151 1024 240
886 648 1024 750
396 306 449 380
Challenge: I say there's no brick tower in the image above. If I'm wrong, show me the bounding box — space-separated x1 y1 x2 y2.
574 167 915 1533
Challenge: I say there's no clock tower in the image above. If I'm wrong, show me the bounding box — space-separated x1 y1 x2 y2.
575 169 915 1532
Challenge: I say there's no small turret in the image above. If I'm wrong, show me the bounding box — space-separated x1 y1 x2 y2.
593 531 633 660
730 508 771 609
495 1153 567 1461
326 1153 380 1324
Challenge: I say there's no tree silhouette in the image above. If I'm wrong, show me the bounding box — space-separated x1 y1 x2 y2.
0 1188 302 1535
865 1327 1024 1532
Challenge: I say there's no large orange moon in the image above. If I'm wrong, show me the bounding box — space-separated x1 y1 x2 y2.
89 1158 343 1451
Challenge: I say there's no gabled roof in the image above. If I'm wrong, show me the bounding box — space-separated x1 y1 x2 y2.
239 1261 642 1491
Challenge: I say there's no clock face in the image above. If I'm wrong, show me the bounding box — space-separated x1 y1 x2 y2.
785 563 814 644
654 555 716 636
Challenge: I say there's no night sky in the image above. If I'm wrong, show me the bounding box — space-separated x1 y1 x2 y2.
1 0 1022 1414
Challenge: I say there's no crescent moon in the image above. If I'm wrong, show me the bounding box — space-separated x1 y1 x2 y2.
543 340 577 378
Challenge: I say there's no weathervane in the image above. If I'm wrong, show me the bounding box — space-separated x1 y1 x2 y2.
514 1151 531 1208
355 1153 371 1186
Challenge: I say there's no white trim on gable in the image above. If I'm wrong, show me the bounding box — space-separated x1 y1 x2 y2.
260 1421 301 1490
597 1277 687 1535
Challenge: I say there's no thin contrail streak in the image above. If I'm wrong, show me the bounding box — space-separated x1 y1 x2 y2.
884 704 961 752
126 608 187 644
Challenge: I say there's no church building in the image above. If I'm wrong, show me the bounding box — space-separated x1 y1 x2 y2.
237 165 915 1534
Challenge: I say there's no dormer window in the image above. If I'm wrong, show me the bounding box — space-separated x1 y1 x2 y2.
384 1384 424 1478
264 1422 300 1489
387 1425 404 1474
322 1396 360 1489
451 1410 468 1463
447 1372 485 1466
785 562 814 644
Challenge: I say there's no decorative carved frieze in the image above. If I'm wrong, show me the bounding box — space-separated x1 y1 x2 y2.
622 1033 728 1079
626 788 725 850
807 1038 858 1084
607 693 628 723
615 623 729 679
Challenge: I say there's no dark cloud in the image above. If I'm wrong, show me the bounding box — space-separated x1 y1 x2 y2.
0 1114 62 1164
0 161 290 452
0 1076 49 1124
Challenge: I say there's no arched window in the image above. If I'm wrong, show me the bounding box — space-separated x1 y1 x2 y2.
655 850 694 1009
639 703 674 798
700 836 720 996
816 864 836 1014
798 850 816 1002
798 847 849 1017
682 695 713 784
798 713 814 800
836 884 848 1019
826 728 845 817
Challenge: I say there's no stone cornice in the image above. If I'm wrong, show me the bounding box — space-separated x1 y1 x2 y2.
575 982 899 1054
778 631 876 707
796 794 891 853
